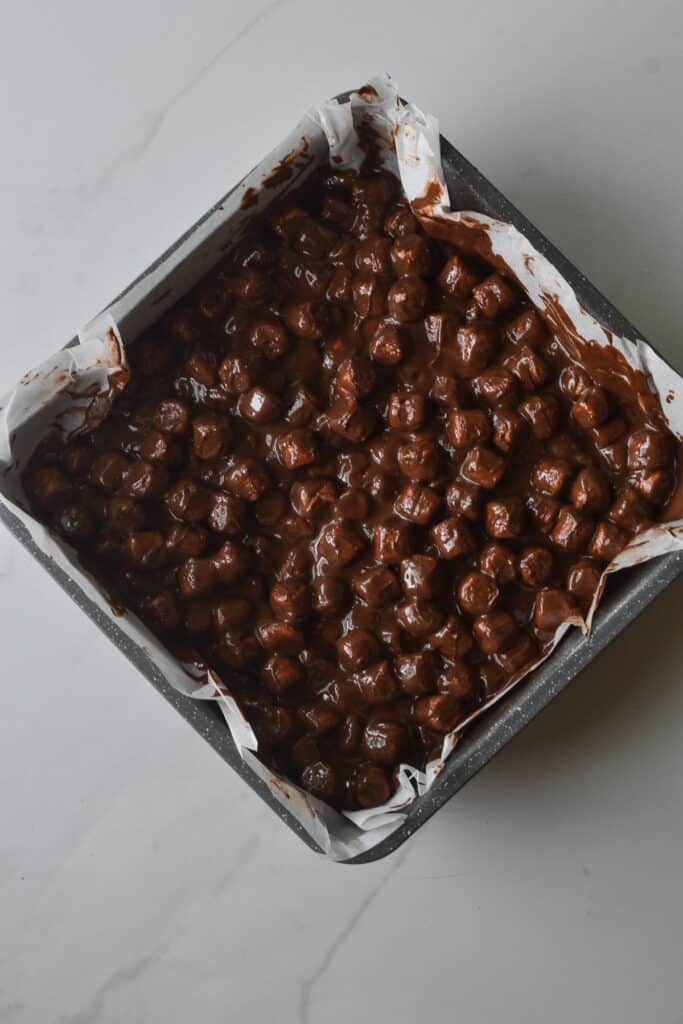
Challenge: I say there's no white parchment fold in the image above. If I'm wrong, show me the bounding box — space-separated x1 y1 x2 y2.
1 74 680 859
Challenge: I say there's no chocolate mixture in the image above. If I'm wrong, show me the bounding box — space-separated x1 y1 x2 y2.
25 164 678 811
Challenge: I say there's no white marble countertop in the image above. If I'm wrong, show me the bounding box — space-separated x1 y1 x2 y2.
2 2 683 1021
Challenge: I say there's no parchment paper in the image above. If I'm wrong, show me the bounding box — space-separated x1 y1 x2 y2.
1 74 681 859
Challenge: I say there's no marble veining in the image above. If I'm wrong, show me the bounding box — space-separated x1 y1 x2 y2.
299 845 411 1024
21 0 290 241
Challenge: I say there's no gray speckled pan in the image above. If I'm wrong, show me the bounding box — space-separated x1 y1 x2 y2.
3 93 681 862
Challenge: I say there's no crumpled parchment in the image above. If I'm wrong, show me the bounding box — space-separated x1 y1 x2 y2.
1 73 681 860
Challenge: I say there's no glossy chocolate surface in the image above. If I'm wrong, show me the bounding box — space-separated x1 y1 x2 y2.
25 164 678 810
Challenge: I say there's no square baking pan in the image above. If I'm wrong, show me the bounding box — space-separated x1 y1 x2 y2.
3 91 681 862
